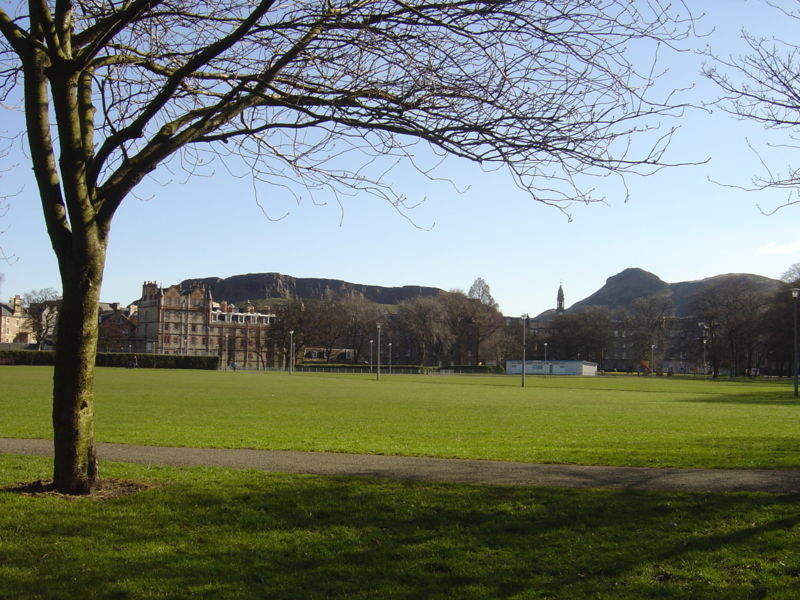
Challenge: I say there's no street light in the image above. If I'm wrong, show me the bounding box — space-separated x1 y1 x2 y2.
702 339 707 377
388 342 392 375
793 289 799 397
289 330 294 374
698 322 709 377
543 341 548 377
521 314 528 388
369 339 373 374
377 323 382 381
651 343 656 375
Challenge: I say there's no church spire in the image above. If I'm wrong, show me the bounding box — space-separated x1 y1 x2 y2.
556 283 565 313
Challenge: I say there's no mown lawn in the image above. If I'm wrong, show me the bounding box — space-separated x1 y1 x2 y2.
2 367 800 469
1 454 800 600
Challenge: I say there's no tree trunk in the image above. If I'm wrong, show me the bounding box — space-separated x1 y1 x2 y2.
52 248 106 494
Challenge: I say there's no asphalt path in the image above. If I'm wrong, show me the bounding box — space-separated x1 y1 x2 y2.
3 437 800 493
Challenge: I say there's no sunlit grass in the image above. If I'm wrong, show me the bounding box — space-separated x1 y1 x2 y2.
2 367 799 468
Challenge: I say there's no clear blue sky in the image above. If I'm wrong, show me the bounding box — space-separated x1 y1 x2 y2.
0 0 797 316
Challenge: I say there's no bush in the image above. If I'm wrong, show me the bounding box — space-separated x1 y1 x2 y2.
0 350 219 370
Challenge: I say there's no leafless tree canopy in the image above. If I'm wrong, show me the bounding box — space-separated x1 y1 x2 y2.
781 262 800 284
23 287 61 349
703 1 800 213
0 0 696 494
0 0 696 223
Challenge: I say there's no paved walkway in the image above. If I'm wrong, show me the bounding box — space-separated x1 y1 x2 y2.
3 437 800 493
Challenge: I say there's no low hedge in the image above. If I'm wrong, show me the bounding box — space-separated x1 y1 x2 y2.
440 364 499 374
295 364 439 374
97 353 219 370
0 350 55 366
0 350 219 370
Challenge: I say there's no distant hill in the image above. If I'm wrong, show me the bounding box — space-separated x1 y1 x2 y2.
179 272 443 305
535 268 782 319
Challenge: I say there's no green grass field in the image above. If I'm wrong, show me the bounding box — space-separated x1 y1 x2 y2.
2 366 799 469
2 454 800 600
4 368 800 599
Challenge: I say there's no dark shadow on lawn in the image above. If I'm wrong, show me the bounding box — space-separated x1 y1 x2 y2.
3 472 800 599
675 391 799 406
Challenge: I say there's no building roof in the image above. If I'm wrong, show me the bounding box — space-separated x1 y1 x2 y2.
0 303 13 317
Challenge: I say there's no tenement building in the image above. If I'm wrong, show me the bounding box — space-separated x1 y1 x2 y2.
104 282 277 368
0 296 34 344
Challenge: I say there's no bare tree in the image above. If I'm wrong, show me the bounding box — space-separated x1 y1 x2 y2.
618 294 674 370
340 296 384 364
0 0 694 493
692 278 768 377
23 288 62 350
398 296 454 365
468 278 498 310
269 299 313 368
551 306 614 366
704 3 800 213
306 298 349 361
782 263 800 284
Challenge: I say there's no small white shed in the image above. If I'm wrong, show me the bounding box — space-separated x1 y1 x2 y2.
506 360 598 376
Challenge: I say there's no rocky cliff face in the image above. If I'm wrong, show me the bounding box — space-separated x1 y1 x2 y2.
536 267 781 319
179 272 443 305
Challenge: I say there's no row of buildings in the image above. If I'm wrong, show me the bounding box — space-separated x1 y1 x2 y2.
2 282 282 368
99 282 279 368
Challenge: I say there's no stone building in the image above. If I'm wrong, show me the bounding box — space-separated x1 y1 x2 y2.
98 304 139 353
0 295 34 344
132 282 277 368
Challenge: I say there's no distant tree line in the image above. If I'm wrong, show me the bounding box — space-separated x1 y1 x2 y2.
516 269 800 377
266 279 505 367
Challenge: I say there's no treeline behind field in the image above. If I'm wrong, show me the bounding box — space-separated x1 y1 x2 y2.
524 277 798 376
269 275 799 376
268 288 507 368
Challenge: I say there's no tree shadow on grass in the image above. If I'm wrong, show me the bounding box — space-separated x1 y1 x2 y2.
675 390 799 406
3 467 800 600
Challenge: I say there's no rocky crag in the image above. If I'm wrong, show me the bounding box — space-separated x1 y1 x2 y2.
180 272 443 305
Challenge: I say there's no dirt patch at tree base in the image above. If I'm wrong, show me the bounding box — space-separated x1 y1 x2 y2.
1 478 152 501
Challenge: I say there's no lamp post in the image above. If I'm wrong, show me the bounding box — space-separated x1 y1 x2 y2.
388 342 392 375
698 322 709 377
543 341 548 377
702 339 707 377
289 330 294 374
377 323 382 381
521 314 528 388
651 343 656 374
369 339 373 374
793 289 799 397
